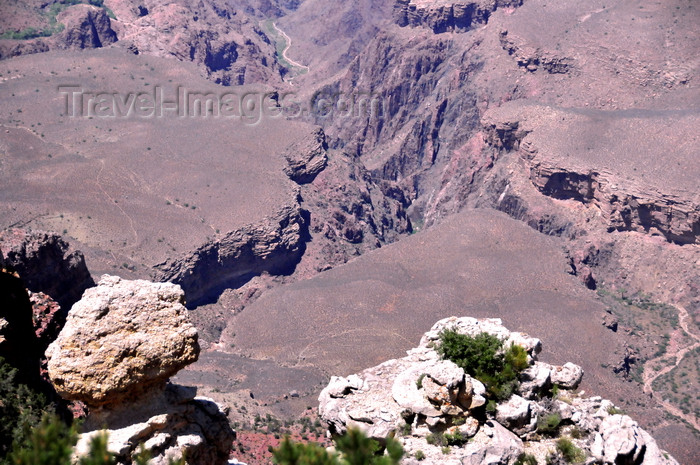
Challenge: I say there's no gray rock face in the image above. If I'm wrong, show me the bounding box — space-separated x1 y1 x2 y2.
47 275 199 407
318 317 678 465
591 414 671 465
76 384 234 465
550 362 584 389
460 421 523 465
495 395 532 436
517 362 552 399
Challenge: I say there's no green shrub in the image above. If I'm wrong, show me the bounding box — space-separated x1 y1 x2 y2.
425 432 445 446
272 428 403 465
0 357 54 460
537 412 562 436
515 453 538 465
272 438 338 465
437 330 528 401
551 383 560 398
443 430 467 446
568 426 585 439
414 450 425 461
77 432 116 465
556 437 585 463
606 406 624 415
7 414 78 465
416 373 426 389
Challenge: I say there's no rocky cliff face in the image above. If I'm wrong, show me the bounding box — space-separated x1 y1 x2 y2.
480 104 700 246
153 127 411 305
108 0 283 85
319 317 678 465
394 0 523 34
154 205 308 308
0 4 117 59
0 229 94 310
47 275 234 465
0 0 282 85
56 4 118 50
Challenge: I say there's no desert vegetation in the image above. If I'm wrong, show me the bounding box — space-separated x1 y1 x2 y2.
272 428 402 465
437 330 529 401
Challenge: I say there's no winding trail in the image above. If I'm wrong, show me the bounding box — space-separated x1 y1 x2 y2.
641 304 700 430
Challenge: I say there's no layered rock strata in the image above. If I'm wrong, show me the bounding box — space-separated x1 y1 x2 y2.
154 206 308 308
393 0 523 34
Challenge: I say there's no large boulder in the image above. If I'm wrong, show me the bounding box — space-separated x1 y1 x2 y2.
47 275 233 464
495 395 533 436
46 275 199 407
591 414 675 465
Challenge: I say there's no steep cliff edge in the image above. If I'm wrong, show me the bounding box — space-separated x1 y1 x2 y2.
394 0 523 34
480 104 700 246
319 317 678 465
154 205 309 308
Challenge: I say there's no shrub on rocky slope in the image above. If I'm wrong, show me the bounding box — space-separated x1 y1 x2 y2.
318 317 678 465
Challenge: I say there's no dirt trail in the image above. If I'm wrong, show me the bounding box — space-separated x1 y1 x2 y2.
642 305 700 430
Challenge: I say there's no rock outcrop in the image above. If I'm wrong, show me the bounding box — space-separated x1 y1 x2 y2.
498 29 574 74
319 317 677 465
47 275 199 407
481 104 700 246
393 0 523 34
0 229 94 310
284 127 329 184
75 384 234 465
55 4 118 50
0 39 50 60
0 3 117 60
46 275 234 464
154 205 308 308
28 290 64 354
